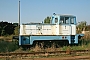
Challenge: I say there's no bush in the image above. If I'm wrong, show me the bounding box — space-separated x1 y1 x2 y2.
0 40 19 52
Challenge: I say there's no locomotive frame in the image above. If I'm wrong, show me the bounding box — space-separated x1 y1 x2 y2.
19 13 84 46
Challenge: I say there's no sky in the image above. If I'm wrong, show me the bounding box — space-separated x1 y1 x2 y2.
0 0 90 24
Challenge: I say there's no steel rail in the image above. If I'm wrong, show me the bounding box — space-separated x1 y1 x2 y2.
0 50 90 57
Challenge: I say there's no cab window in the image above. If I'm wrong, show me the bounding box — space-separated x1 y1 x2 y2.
65 17 69 24
60 17 69 24
55 18 58 23
60 17 64 24
71 17 75 24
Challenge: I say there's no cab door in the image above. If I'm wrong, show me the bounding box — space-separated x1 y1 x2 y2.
59 17 72 35
55 18 60 35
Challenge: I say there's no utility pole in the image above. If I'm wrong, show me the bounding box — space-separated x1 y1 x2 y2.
18 0 20 35
12 0 20 42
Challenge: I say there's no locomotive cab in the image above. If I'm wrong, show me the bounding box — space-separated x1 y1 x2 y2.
50 13 77 35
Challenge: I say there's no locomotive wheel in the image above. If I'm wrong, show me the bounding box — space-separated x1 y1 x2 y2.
33 40 69 49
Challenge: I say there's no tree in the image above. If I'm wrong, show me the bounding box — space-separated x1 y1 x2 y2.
86 25 90 31
0 21 17 36
77 21 87 33
14 26 19 35
44 16 51 23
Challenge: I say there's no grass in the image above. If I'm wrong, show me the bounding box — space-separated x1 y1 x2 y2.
61 43 90 51
0 35 13 41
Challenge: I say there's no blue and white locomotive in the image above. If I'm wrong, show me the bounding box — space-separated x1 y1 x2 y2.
19 13 84 46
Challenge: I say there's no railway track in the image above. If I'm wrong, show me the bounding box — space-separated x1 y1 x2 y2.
0 50 90 57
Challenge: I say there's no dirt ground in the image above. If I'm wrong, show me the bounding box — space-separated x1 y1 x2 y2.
1 55 90 60
20 56 90 60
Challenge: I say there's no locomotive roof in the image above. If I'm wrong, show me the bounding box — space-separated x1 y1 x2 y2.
54 14 76 17
22 23 55 25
